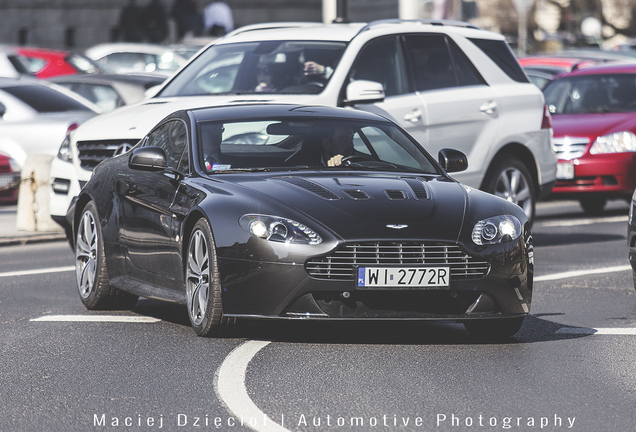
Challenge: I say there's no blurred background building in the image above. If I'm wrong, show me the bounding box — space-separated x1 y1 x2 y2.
0 0 634 54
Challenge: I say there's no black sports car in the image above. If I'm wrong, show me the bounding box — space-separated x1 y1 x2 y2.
68 104 533 338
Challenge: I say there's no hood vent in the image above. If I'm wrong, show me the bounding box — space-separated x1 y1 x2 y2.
343 189 371 200
385 189 407 200
401 177 430 200
272 176 341 200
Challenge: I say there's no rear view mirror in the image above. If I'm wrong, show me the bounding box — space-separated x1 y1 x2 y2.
438 148 468 173
129 146 167 170
345 80 385 105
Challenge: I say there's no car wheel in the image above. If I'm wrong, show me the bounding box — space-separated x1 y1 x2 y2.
463 317 525 340
75 201 138 310
483 155 535 224
579 196 606 215
185 218 227 337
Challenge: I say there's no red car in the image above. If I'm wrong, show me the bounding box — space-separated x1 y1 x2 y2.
543 62 636 213
0 153 20 204
10 47 104 79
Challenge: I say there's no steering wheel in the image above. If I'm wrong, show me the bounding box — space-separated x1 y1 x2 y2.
341 155 374 165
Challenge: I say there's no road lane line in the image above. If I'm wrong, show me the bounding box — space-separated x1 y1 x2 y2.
216 340 291 432
0 266 74 278
535 265 631 282
538 215 628 227
557 327 636 335
31 315 161 323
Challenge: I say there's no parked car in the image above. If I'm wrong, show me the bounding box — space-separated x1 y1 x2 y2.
629 187 636 289
518 56 598 89
0 77 99 168
0 153 20 204
48 73 166 112
50 20 556 232
67 103 534 339
543 62 636 213
85 43 187 76
0 45 105 79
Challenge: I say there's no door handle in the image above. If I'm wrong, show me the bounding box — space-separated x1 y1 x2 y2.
404 109 422 124
479 100 497 115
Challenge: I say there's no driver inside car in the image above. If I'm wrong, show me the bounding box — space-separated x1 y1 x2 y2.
321 125 356 166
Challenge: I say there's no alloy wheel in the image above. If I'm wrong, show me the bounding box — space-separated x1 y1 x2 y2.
494 167 533 220
186 229 210 326
75 210 98 299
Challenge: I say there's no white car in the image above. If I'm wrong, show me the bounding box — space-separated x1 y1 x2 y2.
49 20 556 230
84 43 187 77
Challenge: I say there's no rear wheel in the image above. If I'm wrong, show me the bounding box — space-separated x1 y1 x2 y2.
579 196 606 215
483 155 535 224
75 201 138 310
185 218 228 337
463 317 525 340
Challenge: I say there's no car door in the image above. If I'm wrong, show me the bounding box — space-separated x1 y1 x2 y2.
347 36 429 143
119 119 189 288
404 34 501 185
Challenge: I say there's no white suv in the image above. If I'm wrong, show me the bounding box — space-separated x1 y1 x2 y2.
50 20 555 229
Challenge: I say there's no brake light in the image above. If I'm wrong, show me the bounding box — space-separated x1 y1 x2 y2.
541 104 552 129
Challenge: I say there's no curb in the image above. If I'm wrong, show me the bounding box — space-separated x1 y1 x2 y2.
0 233 67 247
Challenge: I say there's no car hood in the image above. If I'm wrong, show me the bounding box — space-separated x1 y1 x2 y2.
552 113 636 138
73 95 325 141
227 172 467 241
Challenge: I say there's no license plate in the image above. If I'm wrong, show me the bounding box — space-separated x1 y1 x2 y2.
357 267 449 288
556 162 574 180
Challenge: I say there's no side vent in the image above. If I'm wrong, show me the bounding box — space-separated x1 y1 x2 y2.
343 189 371 200
401 177 430 200
272 176 341 200
385 189 407 200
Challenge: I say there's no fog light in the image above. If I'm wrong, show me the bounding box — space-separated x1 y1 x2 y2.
51 178 71 195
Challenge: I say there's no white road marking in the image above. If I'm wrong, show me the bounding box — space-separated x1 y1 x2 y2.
538 215 628 227
216 340 291 432
31 315 160 323
535 265 631 282
557 327 636 335
0 266 74 278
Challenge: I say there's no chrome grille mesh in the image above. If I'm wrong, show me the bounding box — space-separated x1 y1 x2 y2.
77 139 137 170
306 242 489 281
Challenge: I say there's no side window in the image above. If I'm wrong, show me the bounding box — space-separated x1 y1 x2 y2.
468 38 529 83
145 120 188 171
349 37 408 97
405 34 456 91
447 39 487 87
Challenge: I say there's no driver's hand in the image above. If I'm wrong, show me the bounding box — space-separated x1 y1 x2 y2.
327 154 344 166
304 61 324 76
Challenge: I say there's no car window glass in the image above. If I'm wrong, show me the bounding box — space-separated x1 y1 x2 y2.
468 38 529 83
349 37 408 97
67 83 122 112
447 39 487 87
101 52 146 73
145 120 188 170
405 34 457 91
544 74 636 114
160 41 347 97
1 85 94 113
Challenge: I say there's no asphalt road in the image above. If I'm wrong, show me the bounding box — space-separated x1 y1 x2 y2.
0 200 634 432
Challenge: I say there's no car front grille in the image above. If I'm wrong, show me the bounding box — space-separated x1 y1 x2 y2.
76 139 138 170
306 242 489 281
553 136 589 160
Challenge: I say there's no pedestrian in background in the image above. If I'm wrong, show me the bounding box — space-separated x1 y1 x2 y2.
203 1 234 36
145 0 169 43
171 0 204 39
118 0 145 42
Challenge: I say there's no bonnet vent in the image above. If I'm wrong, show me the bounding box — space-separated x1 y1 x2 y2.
401 177 430 200
272 176 341 200
343 189 371 200
385 189 407 200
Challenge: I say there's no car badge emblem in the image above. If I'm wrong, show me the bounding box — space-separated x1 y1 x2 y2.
114 143 134 156
386 224 408 229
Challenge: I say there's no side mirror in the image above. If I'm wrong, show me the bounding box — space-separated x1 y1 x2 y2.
129 146 167 170
344 80 385 105
438 148 468 173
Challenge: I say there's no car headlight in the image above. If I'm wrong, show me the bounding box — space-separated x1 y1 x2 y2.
240 214 323 245
56 134 73 163
472 215 522 245
590 131 636 155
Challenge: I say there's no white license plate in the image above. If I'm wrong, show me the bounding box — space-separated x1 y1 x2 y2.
556 162 574 180
357 267 449 288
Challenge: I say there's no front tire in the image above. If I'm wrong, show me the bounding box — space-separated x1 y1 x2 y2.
483 155 535 224
185 218 227 337
463 317 525 340
75 201 138 310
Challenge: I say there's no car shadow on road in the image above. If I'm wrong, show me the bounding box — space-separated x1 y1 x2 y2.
131 298 595 345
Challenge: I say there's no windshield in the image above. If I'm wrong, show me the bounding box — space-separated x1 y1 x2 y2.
159 41 347 97
544 73 636 114
198 118 440 175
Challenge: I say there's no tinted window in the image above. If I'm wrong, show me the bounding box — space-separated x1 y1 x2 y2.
468 38 529 83
145 120 188 170
160 41 347 97
544 74 636 114
349 37 408 97
448 39 486 87
405 34 457 91
2 85 94 113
